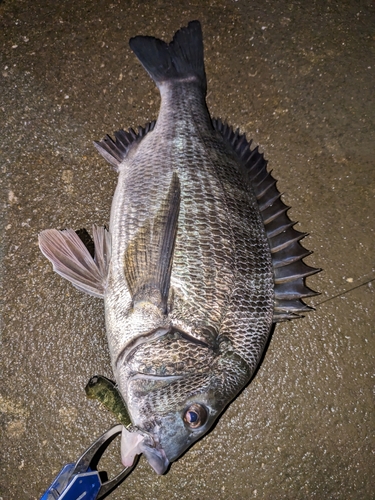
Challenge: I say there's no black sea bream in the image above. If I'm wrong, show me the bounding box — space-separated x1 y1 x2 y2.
39 21 319 474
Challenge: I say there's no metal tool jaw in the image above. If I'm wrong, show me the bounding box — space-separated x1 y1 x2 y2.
40 425 137 500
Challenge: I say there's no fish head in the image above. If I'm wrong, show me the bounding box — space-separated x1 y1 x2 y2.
119 374 221 474
117 333 251 474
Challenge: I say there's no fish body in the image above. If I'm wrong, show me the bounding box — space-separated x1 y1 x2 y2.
39 21 318 475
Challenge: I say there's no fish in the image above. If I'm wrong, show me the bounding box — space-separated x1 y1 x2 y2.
39 20 319 475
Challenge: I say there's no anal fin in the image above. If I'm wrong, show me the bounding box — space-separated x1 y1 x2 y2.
38 225 111 298
124 172 180 313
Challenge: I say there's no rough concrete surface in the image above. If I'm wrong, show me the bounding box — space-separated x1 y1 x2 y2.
1 0 374 499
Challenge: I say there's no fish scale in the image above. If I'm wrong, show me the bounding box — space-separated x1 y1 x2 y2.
38 21 319 475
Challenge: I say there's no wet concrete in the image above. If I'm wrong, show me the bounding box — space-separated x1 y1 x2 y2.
1 0 374 498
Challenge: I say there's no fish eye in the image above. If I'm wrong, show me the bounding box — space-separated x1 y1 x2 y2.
183 403 208 429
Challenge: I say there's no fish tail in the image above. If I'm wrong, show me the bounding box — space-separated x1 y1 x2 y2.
129 20 206 93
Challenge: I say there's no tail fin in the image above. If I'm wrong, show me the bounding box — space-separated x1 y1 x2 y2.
129 20 206 93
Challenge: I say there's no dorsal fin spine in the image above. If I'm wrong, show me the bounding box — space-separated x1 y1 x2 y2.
94 120 157 171
213 118 320 322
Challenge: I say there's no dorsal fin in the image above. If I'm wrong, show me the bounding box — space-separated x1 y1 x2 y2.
212 118 320 322
124 172 181 314
94 120 156 171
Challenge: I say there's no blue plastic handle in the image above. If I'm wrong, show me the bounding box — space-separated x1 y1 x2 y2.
40 463 101 500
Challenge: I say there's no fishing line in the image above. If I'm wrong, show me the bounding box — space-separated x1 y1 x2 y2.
314 277 375 306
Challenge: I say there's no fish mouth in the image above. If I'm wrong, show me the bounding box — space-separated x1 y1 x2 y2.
121 425 169 475
140 440 169 474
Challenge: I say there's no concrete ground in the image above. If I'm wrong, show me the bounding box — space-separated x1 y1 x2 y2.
1 0 374 499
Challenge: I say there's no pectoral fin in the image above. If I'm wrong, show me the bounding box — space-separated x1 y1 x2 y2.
38 225 111 298
124 172 180 313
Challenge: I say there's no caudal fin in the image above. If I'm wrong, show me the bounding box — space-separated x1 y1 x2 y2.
129 20 206 92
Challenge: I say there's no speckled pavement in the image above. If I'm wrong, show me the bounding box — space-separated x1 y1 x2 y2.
1 1 374 499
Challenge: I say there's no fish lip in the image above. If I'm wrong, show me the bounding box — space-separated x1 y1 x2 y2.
132 425 171 467
132 425 157 445
133 427 170 474
141 441 170 474
121 425 169 474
